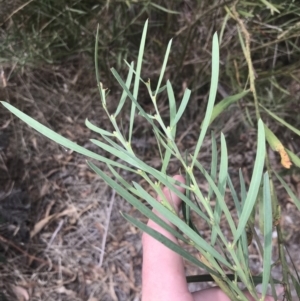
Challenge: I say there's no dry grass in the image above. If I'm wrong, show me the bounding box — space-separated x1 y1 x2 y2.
0 62 142 300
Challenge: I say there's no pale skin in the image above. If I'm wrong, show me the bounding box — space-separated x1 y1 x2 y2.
142 175 278 301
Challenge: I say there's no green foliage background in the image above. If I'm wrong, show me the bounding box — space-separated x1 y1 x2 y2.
1 0 300 113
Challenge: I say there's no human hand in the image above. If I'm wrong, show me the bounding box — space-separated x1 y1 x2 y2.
142 175 278 301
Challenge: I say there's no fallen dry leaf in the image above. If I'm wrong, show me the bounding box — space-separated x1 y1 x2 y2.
56 286 76 296
30 206 77 238
30 213 56 238
11 285 29 301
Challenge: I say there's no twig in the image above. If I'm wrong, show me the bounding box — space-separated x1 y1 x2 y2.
47 219 64 248
1 0 35 26
98 189 116 267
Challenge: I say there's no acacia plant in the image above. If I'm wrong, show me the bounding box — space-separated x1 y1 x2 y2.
2 20 300 300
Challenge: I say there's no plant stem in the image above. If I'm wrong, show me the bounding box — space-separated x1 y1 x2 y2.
198 254 242 301
230 4 260 121
277 224 293 300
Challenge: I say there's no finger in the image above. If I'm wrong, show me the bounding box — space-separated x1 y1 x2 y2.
193 287 278 301
155 174 185 220
193 287 230 301
142 175 193 301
